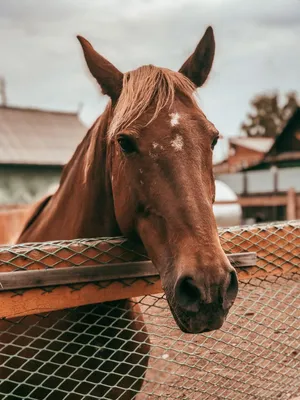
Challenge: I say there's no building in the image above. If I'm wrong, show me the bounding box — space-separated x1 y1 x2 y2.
244 107 300 171
214 137 274 174
216 108 300 222
0 105 86 205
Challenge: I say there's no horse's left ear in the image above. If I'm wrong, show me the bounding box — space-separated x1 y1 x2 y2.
77 35 123 101
179 26 215 88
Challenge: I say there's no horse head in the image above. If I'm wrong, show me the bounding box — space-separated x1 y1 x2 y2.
77 27 238 334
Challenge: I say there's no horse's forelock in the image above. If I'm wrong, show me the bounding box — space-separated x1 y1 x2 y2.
108 65 197 140
82 66 197 182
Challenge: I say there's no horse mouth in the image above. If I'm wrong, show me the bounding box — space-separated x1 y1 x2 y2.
167 299 228 334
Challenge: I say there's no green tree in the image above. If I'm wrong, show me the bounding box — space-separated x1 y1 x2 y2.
241 91 299 137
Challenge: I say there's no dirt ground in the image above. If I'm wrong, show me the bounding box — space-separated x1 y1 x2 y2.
136 273 300 400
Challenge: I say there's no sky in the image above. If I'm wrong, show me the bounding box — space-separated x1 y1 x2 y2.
0 0 299 162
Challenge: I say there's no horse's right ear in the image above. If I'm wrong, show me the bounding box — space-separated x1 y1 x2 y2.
77 35 123 102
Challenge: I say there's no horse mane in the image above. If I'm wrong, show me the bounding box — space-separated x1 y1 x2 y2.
108 65 197 140
84 65 196 181
15 195 52 243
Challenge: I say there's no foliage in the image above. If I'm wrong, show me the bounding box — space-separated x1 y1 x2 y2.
241 91 299 137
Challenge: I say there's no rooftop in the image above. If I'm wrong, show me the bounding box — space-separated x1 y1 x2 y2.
229 137 274 153
0 106 87 166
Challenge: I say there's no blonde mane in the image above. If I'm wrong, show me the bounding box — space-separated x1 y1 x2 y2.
108 65 197 140
83 65 197 182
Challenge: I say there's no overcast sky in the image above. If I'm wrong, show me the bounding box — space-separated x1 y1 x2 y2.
0 0 299 161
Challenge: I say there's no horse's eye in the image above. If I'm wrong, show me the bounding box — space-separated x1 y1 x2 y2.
211 136 219 150
117 135 137 154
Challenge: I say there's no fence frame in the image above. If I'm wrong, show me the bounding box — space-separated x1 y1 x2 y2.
0 220 299 319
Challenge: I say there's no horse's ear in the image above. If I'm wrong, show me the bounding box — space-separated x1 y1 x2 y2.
179 26 215 88
77 35 123 101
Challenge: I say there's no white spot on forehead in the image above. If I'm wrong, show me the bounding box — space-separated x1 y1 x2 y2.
152 142 164 151
171 134 184 151
140 180 144 185
139 168 143 174
149 150 158 160
111 175 114 181
170 112 180 127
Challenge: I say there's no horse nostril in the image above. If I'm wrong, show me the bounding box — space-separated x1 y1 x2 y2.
223 270 239 309
175 276 201 314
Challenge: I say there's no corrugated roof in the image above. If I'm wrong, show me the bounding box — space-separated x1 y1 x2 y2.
0 106 87 166
230 137 274 153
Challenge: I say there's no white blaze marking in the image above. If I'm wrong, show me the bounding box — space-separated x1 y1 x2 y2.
151 142 164 152
170 112 180 127
139 168 143 174
140 180 144 185
149 150 158 160
171 134 184 151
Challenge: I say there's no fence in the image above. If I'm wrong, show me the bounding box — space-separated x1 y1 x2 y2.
0 221 299 399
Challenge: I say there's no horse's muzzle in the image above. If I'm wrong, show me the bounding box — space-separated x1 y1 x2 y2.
166 267 238 334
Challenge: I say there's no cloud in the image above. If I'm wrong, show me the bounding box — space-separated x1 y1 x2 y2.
0 0 299 162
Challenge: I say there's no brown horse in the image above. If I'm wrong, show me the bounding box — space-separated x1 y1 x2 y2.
16 26 238 399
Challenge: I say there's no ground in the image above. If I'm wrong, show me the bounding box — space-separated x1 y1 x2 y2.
136 273 300 399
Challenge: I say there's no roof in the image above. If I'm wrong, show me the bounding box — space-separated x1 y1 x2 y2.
230 137 274 153
0 106 87 166
243 107 300 171
266 107 300 157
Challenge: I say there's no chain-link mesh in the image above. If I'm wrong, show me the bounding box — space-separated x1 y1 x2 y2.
0 221 299 399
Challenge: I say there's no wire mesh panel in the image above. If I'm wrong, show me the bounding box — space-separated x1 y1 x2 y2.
0 221 299 399
137 277 299 399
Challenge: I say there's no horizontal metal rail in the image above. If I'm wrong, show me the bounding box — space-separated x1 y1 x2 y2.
0 252 256 291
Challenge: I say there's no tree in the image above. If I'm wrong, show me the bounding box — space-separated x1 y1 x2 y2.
241 91 299 137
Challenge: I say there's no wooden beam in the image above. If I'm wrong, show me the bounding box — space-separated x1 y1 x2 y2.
238 195 288 207
0 279 163 319
287 188 297 220
0 252 257 292
214 196 287 207
215 194 300 208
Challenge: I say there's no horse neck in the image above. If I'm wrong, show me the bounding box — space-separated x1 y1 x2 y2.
18 106 121 243
63 113 120 238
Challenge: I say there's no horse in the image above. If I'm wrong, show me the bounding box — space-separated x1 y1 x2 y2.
16 26 238 399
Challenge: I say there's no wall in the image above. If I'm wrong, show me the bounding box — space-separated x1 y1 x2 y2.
217 167 300 195
0 165 61 205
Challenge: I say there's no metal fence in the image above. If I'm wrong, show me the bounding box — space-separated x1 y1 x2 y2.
0 221 299 399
